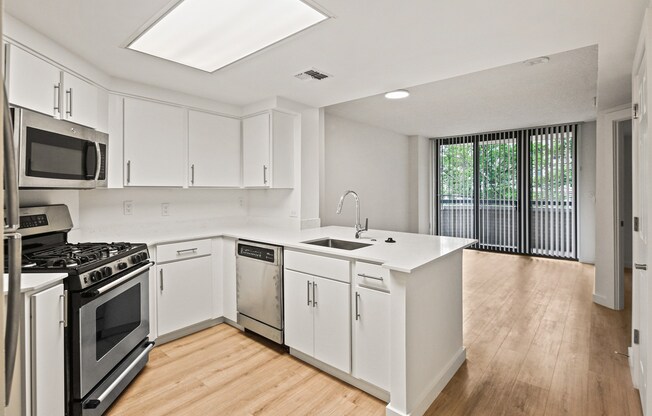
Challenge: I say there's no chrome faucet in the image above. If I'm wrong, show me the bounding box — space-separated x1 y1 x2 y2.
336 190 368 238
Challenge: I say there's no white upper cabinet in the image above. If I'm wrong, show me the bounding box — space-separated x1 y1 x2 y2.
188 110 241 187
242 112 271 187
242 110 295 188
7 45 62 118
123 98 186 187
7 45 105 130
61 71 99 129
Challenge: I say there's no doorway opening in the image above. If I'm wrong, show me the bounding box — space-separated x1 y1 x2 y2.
615 118 633 310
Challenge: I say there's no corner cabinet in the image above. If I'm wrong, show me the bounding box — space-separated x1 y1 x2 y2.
284 251 351 373
242 110 295 188
123 98 186 187
156 239 214 338
188 110 241 187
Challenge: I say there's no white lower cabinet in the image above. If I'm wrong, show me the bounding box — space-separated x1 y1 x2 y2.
284 269 351 373
31 284 65 416
353 285 390 391
157 255 213 336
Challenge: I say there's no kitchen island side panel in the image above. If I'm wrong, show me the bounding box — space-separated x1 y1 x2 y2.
387 250 465 416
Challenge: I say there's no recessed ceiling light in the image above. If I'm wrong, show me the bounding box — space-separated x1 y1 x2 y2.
385 90 410 99
523 56 550 66
127 0 329 72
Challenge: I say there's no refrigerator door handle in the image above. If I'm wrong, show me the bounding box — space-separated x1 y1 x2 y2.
3 89 19 232
4 232 21 405
3 86 23 405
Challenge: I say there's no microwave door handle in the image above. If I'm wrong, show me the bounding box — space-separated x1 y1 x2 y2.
94 142 101 180
3 89 19 232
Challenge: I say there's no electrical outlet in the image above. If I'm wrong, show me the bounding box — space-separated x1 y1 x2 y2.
161 203 170 216
123 201 133 216
238 197 244 208
289 209 298 218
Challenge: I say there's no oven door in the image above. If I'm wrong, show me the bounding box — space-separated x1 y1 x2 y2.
14 108 108 189
75 262 152 398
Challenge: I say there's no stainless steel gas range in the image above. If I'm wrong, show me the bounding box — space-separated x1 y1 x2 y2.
14 205 153 415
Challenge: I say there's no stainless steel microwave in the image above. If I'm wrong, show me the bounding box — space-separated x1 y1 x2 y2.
12 107 108 189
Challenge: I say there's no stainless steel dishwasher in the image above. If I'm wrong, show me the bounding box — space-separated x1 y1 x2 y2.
236 240 284 344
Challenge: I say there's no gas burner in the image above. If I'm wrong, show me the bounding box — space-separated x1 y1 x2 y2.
45 258 79 268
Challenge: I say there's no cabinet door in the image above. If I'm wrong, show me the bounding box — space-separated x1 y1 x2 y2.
284 270 314 356
124 98 185 187
157 256 213 336
188 110 241 187
62 71 99 129
32 284 65 416
354 286 390 390
313 276 351 373
242 113 270 187
7 45 61 118
271 111 295 189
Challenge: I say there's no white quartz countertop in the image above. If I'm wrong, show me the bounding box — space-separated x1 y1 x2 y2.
78 224 476 273
3 272 67 294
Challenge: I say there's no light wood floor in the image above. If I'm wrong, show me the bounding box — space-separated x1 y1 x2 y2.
107 251 641 415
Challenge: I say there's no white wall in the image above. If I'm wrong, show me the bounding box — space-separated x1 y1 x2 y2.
322 113 411 232
408 135 431 234
578 121 597 264
77 188 247 238
594 105 631 310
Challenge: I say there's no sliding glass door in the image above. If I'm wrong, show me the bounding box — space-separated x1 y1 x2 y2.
434 123 578 260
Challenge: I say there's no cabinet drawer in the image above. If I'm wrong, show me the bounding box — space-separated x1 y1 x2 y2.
157 239 212 263
355 262 390 292
285 250 350 283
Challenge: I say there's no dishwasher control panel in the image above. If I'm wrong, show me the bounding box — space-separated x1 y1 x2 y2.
237 243 276 263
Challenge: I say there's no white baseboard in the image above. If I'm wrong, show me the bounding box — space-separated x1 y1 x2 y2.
386 347 466 416
592 292 614 309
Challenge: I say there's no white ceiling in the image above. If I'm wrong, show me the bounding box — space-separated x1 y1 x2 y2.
4 0 648 109
326 46 599 137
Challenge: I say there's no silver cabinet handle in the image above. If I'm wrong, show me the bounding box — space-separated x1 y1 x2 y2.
357 273 384 281
126 160 131 184
307 281 312 306
263 165 268 185
355 292 360 320
191 164 195 185
4 90 19 232
85 342 155 409
177 248 198 255
313 282 317 307
635 263 648 271
59 292 68 327
4 232 21 405
53 83 60 115
66 87 73 117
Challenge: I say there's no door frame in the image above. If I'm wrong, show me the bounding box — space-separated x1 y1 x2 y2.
605 107 635 311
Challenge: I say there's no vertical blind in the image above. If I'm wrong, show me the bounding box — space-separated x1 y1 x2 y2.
434 123 578 260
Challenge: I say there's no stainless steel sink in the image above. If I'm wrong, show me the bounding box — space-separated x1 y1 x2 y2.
302 238 371 250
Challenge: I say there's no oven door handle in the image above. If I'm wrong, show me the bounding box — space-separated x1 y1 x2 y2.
84 341 155 409
83 262 154 298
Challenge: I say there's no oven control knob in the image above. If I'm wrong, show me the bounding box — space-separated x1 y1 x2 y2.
90 271 101 282
131 254 144 263
101 267 112 278
117 262 128 270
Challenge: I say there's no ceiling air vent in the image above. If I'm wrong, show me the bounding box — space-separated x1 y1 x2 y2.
294 68 331 81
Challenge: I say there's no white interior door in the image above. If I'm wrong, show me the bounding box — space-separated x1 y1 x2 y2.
633 24 650 413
